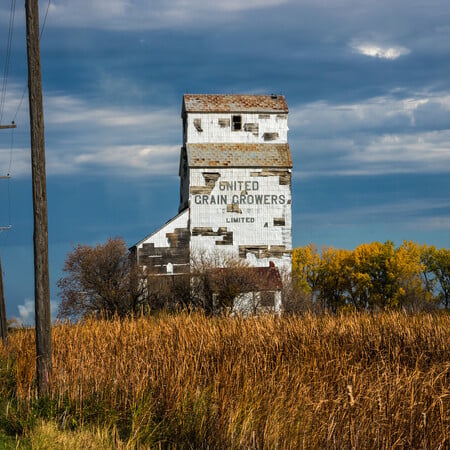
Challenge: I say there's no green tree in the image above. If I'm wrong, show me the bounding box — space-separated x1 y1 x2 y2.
421 246 450 308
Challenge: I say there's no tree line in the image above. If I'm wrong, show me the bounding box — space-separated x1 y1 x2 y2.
57 237 269 319
57 238 449 319
292 241 449 312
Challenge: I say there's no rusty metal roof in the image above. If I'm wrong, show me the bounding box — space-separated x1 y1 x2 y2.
183 94 288 114
185 143 292 168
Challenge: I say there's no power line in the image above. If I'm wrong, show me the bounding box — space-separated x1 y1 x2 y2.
3 0 51 246
12 85 26 124
11 0 51 124
6 126 14 227
7 123 14 176
0 119 18 250
0 0 17 124
40 0 52 39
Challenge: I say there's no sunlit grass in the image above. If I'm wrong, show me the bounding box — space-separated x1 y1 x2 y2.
1 311 449 448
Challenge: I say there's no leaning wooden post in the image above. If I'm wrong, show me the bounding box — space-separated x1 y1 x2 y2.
25 0 52 396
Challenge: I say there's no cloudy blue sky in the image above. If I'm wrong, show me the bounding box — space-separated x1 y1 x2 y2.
0 0 449 323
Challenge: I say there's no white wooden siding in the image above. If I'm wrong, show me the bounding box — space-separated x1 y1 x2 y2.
186 113 288 144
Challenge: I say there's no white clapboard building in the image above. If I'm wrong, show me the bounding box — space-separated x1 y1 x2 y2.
131 94 292 310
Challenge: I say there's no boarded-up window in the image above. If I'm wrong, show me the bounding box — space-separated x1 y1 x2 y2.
194 119 203 132
244 123 259 135
218 118 230 128
232 115 242 131
260 291 275 307
263 132 278 141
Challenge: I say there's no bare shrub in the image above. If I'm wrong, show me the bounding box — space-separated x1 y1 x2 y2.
57 237 147 319
145 273 191 312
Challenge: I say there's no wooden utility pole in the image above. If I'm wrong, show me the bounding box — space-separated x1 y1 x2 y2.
25 0 52 396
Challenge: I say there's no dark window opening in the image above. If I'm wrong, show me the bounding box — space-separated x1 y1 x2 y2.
260 291 275 307
232 115 242 131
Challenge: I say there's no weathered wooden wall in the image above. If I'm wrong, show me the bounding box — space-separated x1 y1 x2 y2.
135 209 190 274
189 167 291 271
186 112 288 144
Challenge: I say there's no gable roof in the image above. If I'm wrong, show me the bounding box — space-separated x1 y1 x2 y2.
183 94 288 114
185 143 292 168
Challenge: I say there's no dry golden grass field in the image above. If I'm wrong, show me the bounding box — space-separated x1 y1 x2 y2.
1 311 449 448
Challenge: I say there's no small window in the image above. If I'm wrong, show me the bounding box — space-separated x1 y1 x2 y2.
232 115 242 131
260 291 275 307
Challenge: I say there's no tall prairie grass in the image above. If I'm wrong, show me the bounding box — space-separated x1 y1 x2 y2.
1 312 449 448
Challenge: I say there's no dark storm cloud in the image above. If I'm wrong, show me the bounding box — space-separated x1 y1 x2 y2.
0 0 449 317
1 0 449 179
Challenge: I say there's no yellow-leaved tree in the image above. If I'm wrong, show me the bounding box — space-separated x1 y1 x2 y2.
292 244 321 304
291 241 446 311
318 247 350 311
